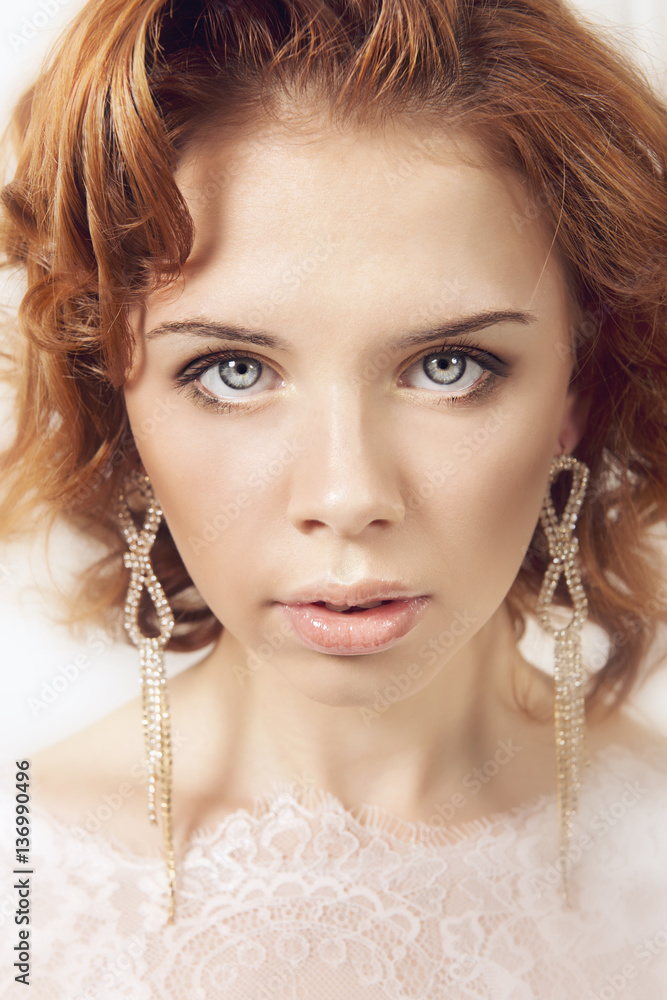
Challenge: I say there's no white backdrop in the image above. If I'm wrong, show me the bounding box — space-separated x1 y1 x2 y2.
1 0 666 755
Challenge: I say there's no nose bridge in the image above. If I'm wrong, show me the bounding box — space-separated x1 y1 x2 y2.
286 381 405 534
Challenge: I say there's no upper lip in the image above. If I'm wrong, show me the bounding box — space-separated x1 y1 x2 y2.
278 580 427 606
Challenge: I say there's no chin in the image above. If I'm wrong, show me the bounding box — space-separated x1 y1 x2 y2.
275 653 428 712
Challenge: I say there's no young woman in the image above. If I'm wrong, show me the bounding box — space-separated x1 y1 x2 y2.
1 0 666 997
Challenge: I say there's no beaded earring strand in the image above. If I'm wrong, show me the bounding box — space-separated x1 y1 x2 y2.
535 453 591 909
118 469 177 924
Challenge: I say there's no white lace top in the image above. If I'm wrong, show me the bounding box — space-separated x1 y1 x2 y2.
1 742 666 999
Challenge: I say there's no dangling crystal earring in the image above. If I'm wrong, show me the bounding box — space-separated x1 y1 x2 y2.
117 469 176 924
535 453 590 910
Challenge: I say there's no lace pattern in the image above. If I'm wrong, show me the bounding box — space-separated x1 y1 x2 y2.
1 743 666 999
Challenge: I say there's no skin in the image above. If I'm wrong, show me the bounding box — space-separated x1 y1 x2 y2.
32 109 659 852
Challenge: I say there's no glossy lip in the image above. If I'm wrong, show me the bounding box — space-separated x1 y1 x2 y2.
278 596 431 655
277 579 426 607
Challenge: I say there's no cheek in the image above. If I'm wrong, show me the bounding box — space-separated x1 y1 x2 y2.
474 443 549 565
450 345 570 589
425 411 557 619
123 387 294 621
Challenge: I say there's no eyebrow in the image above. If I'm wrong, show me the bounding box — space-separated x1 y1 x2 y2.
144 309 536 350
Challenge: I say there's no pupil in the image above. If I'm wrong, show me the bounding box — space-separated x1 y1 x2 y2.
425 353 465 385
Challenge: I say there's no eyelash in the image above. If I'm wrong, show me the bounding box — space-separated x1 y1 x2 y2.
174 343 510 413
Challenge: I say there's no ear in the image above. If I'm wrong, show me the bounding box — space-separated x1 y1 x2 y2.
557 385 591 455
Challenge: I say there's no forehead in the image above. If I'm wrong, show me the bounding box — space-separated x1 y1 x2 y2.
177 118 533 242
146 115 566 324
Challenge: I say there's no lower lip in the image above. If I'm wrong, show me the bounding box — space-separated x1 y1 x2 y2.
278 598 430 655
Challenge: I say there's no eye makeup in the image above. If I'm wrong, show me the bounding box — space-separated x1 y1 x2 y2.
172 341 512 414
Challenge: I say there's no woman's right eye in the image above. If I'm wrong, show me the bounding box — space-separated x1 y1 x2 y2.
199 354 274 397
175 350 282 403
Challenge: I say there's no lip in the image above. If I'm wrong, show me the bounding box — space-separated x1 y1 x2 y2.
277 579 425 606
278 596 431 655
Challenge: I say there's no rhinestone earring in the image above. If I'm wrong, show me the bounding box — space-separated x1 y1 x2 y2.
535 453 591 910
117 469 176 924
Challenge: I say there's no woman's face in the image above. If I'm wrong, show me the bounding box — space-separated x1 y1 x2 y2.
124 114 583 705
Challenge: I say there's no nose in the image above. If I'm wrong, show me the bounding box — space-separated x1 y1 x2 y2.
285 387 406 537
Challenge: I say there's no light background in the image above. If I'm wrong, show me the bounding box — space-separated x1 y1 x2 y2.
1 0 666 756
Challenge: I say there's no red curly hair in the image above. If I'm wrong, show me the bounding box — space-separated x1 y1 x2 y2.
1 0 666 716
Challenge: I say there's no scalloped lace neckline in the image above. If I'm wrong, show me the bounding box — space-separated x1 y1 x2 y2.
23 741 642 865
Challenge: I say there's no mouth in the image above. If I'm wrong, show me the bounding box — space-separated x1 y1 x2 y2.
277 596 430 655
313 599 394 613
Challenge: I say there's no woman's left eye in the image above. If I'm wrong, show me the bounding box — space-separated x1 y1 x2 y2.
401 348 500 395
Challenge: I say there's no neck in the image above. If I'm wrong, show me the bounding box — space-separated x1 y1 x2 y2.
177 601 554 823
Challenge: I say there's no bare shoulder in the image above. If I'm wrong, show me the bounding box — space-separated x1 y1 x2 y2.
28 663 204 853
29 694 162 852
33 695 143 787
